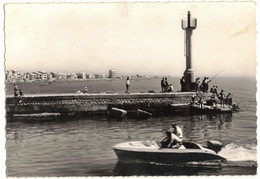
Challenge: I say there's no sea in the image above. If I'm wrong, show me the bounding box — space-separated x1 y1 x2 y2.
5 77 258 176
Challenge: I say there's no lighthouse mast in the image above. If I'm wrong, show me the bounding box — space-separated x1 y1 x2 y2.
181 11 197 91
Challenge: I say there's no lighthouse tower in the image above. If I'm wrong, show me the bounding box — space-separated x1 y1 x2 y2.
181 11 197 91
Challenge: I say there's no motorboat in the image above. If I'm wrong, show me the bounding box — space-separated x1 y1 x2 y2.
113 139 226 163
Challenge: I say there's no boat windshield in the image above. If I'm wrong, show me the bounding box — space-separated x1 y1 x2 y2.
182 142 202 149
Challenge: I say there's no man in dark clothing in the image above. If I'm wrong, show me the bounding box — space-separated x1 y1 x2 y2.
165 78 169 92
161 78 165 93
219 90 225 107
195 78 200 92
201 77 206 93
180 76 185 92
13 84 18 97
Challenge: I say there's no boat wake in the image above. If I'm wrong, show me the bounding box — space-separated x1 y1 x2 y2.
218 143 257 167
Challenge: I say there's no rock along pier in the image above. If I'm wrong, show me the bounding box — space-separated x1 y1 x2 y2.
6 92 194 119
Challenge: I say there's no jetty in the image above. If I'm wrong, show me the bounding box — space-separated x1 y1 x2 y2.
5 92 194 119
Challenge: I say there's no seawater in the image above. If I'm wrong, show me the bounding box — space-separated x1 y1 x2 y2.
5 77 257 176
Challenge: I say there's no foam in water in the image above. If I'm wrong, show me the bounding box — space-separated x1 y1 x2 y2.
218 143 257 161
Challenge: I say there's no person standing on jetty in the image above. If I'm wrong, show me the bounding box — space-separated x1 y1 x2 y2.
219 90 225 107
161 77 165 93
18 89 23 103
180 76 185 92
13 84 18 97
164 78 169 92
195 77 200 92
205 77 211 92
125 76 130 94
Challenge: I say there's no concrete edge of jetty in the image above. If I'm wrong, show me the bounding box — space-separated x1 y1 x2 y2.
5 92 195 119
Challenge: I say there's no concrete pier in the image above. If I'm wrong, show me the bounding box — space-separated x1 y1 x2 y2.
6 92 194 118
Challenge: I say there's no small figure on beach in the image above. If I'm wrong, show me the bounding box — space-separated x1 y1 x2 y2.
180 76 185 92
13 84 18 97
125 76 130 94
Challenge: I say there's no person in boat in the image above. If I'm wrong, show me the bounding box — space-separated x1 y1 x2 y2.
171 124 183 139
180 76 185 92
160 131 182 149
125 76 130 94
168 84 174 92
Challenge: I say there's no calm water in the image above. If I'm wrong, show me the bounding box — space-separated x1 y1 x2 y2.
6 77 257 176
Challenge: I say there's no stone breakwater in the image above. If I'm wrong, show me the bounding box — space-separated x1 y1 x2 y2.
5 92 194 118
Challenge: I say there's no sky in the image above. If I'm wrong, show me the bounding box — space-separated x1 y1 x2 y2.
4 2 256 77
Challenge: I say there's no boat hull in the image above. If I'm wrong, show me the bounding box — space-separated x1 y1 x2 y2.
113 141 226 163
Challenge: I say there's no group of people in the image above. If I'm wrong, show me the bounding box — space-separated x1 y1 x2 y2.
192 85 233 108
195 77 211 93
13 84 23 103
210 89 233 107
160 124 183 149
161 77 174 93
13 84 23 98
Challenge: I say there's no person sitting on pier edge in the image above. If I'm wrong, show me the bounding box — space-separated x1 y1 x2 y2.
161 77 165 93
195 77 200 92
218 90 225 107
168 84 174 92
125 76 130 94
180 76 185 92
82 86 88 94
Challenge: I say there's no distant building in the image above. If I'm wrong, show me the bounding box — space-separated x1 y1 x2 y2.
109 69 117 78
67 73 77 80
76 72 86 80
86 74 94 79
